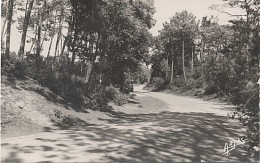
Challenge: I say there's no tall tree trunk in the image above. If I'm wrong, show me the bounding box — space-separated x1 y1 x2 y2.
182 40 187 83
166 56 168 80
71 34 77 69
18 0 34 59
70 4 78 70
191 46 194 73
1 1 9 39
47 17 57 58
29 42 34 54
87 62 94 83
171 59 174 82
60 35 63 53
40 28 48 50
246 44 249 62
53 10 63 63
252 27 259 83
36 7 42 64
47 37 54 57
2 29 7 39
60 36 68 59
29 26 37 54
59 36 63 61
5 0 14 59
165 55 169 80
60 15 72 65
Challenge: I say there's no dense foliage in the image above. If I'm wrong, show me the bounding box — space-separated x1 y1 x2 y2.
1 0 155 110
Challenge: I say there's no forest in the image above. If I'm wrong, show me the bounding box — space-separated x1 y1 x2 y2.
1 0 259 161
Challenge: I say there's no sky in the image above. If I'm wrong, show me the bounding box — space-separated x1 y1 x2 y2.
5 0 244 56
149 0 243 36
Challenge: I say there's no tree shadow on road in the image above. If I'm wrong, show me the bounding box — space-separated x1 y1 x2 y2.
2 110 254 162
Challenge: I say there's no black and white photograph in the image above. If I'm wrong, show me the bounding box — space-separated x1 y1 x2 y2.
1 0 259 162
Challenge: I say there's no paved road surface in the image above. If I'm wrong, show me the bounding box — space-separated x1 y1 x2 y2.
1 85 249 162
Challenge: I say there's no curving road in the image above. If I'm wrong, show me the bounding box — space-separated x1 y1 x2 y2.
1 85 250 162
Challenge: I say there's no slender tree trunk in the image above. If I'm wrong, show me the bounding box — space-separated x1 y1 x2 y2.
59 36 63 61
199 49 202 61
87 62 94 83
166 56 168 80
200 39 204 61
57 47 59 58
46 38 53 65
171 59 174 82
46 40 52 57
5 0 14 59
47 19 57 58
252 27 259 83
71 37 77 68
61 28 71 59
61 16 72 65
18 0 34 59
53 11 63 63
182 40 187 83
40 29 47 50
71 4 78 70
1 1 9 39
191 46 194 73
36 7 42 64
2 29 7 39
29 42 34 54
29 27 37 54
246 44 249 62
60 36 68 59
60 35 63 53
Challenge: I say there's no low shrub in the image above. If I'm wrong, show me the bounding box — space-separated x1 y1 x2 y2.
121 83 133 94
185 78 196 90
170 77 185 88
167 82 179 92
54 109 81 127
185 78 204 90
1 57 27 79
10 60 27 79
204 84 217 95
106 85 128 106
61 115 79 127
84 86 110 111
106 86 118 100
114 93 128 106
194 77 204 88
166 75 205 94
152 77 165 88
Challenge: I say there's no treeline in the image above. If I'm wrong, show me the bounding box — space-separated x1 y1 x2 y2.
1 0 155 110
148 0 259 157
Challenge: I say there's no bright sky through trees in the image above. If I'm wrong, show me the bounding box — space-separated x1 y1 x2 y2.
149 0 244 36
